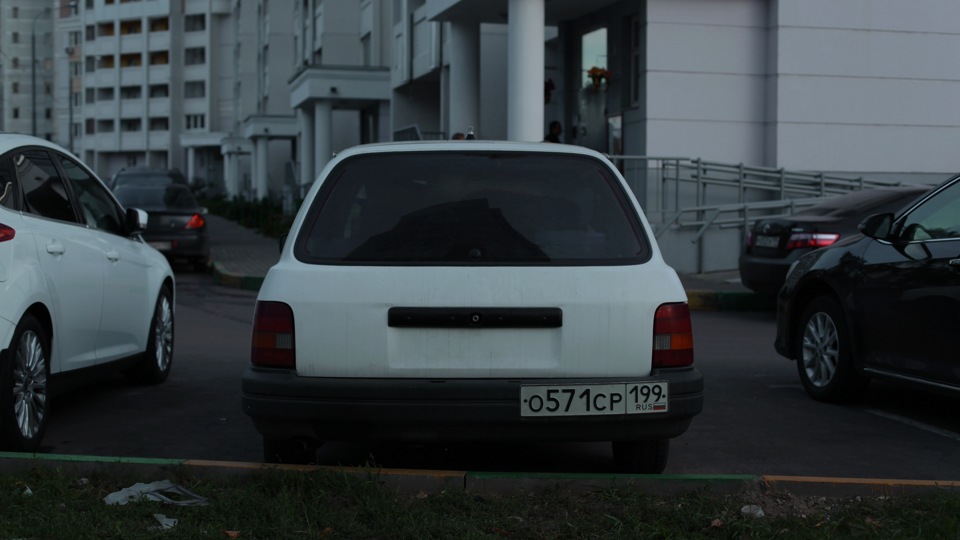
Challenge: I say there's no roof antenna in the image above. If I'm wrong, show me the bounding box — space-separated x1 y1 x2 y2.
465 126 476 140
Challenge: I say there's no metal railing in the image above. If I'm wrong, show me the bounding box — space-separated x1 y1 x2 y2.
607 155 908 273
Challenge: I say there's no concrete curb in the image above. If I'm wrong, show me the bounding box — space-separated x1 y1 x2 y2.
210 262 264 292
3 452 958 497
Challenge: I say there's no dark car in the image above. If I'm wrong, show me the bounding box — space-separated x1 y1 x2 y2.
109 167 188 192
774 173 960 402
114 183 210 270
739 185 931 296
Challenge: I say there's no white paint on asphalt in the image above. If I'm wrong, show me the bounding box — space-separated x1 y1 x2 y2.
865 409 960 443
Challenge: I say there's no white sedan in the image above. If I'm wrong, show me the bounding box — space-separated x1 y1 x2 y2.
0 134 175 452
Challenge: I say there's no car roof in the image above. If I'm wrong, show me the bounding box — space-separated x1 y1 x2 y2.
0 132 71 155
330 140 611 160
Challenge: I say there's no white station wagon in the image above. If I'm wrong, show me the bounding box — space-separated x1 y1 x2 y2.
242 141 703 473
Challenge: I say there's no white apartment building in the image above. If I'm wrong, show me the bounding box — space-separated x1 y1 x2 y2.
0 1 66 139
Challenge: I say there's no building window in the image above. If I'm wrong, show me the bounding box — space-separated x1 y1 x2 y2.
85 56 95 72
12 6 18 17
98 22 114 37
85 88 95 104
11 58 18 69
120 19 142 35
184 81 205 98
149 84 168 98
149 117 169 131
85 25 95 41
149 51 169 65
96 120 115 133
12 32 18 44
120 85 141 99
12 108 19 119
185 14 205 32
184 47 206 65
149 17 169 32
69 31 81 47
119 53 140 67
97 87 114 101
45 108 52 120
185 114 205 130
11 82 18 94
120 118 141 132
71 61 81 77
630 15 641 106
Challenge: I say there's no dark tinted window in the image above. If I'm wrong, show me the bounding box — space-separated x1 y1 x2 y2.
58 155 125 235
115 184 198 209
899 179 960 241
16 150 79 223
295 151 649 265
0 155 18 210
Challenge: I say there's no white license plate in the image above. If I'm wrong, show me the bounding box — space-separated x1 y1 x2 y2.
520 382 668 417
149 241 172 251
754 235 780 248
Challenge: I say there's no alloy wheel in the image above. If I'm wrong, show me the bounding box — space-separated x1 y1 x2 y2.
154 295 174 373
801 312 839 388
13 330 48 440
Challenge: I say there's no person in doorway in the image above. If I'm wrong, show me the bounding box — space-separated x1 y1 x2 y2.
544 121 562 143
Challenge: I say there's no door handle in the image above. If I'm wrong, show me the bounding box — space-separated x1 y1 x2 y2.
46 242 65 255
105 249 120 262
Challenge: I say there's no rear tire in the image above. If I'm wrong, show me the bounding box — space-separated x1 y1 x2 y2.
796 295 868 402
611 439 669 474
0 315 50 452
128 286 174 385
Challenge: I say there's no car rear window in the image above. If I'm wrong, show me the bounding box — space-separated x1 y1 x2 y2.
294 151 650 265
115 185 198 209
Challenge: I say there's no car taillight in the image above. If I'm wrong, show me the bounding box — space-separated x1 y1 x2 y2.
0 223 14 242
185 213 205 229
652 303 694 368
745 230 754 247
785 232 839 250
251 301 295 368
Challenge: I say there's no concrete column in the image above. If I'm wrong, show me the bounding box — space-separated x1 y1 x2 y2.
224 152 238 198
448 21 480 137
298 106 315 194
313 100 333 175
187 147 196 186
507 0 545 142
255 138 269 199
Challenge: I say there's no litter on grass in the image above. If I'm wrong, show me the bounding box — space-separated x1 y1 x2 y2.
103 480 209 506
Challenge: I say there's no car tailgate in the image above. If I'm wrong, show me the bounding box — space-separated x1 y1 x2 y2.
260 263 686 379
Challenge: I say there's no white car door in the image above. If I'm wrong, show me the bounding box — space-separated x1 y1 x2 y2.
55 155 155 362
14 148 105 372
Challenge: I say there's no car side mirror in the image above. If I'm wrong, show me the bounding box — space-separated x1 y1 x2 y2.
858 213 894 240
125 207 148 236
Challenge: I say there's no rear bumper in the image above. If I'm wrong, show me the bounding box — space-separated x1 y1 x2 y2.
738 251 804 296
241 368 704 443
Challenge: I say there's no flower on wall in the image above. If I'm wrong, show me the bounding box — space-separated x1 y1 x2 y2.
586 66 611 90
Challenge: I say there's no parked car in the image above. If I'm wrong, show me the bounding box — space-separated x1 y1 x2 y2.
241 141 703 473
0 133 175 452
109 167 188 192
113 184 210 271
739 185 931 296
775 173 960 402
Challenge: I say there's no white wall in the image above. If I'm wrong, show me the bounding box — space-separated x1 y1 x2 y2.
771 0 960 174
644 0 769 163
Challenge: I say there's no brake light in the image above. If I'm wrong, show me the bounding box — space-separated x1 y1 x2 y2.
0 224 14 242
652 303 694 368
185 213 205 230
251 301 295 368
784 233 839 250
